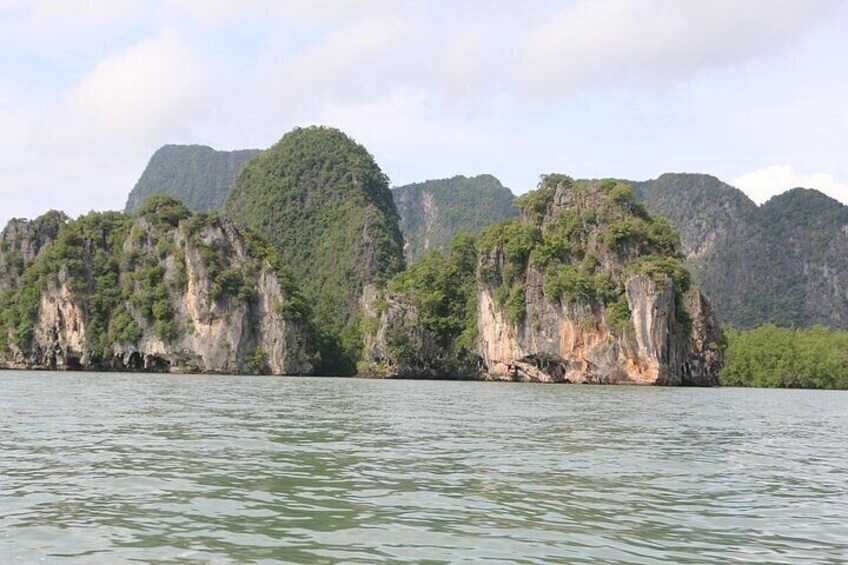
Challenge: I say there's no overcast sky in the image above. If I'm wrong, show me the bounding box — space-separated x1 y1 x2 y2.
1 0 847 226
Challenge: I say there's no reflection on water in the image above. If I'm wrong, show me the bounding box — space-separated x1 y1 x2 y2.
1 373 847 563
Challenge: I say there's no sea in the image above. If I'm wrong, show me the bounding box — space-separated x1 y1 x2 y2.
1 372 846 564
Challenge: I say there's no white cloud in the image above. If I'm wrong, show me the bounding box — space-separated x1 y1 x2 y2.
242 0 841 114
26 0 144 25
516 0 840 99
163 0 402 27
733 165 848 205
72 31 209 144
269 16 420 107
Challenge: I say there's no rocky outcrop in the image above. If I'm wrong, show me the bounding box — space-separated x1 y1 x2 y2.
0 211 67 293
0 200 317 374
475 272 718 385
224 126 405 374
359 285 477 379
361 175 723 385
681 288 722 386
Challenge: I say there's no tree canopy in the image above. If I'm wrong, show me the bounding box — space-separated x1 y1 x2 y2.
224 126 405 374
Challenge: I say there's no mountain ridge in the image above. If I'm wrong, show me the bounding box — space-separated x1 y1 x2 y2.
125 145 261 214
628 172 848 328
122 140 848 330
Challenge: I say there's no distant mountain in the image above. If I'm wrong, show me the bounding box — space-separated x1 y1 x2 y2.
125 145 261 213
392 175 519 262
630 173 848 329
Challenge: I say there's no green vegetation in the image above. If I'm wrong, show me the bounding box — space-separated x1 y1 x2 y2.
0 210 135 355
0 196 314 363
393 174 519 262
477 219 540 285
138 194 192 228
225 126 405 374
0 211 68 291
723 325 848 389
125 145 261 213
514 178 556 223
389 234 478 355
477 175 691 333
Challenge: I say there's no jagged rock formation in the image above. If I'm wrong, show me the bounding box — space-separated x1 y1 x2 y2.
630 173 848 328
392 174 519 262
0 197 317 374
0 210 67 294
361 175 722 385
125 145 261 213
224 126 405 373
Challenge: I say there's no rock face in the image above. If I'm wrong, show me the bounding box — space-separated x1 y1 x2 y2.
392 174 519 262
474 273 719 385
358 285 466 378
361 175 722 385
0 198 317 374
0 211 67 293
125 145 261 213
631 173 848 329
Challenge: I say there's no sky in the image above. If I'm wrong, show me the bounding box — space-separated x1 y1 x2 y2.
1 0 847 226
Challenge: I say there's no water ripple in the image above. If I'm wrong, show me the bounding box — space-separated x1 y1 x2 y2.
1 373 847 563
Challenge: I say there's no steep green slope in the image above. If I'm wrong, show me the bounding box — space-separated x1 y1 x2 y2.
392 174 519 261
125 145 261 213
756 189 848 327
224 126 405 373
631 173 848 329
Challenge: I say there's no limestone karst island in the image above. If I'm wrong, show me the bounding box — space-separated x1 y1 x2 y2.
4 3 848 563
1 126 847 388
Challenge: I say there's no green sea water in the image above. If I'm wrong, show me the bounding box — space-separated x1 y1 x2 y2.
1 372 846 564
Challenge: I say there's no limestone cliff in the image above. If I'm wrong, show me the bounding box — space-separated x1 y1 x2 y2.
361 175 722 385
0 197 317 374
474 271 719 385
0 211 67 293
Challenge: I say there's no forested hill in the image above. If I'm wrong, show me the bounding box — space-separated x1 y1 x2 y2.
125 145 261 213
392 174 519 262
630 173 848 329
224 126 405 374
